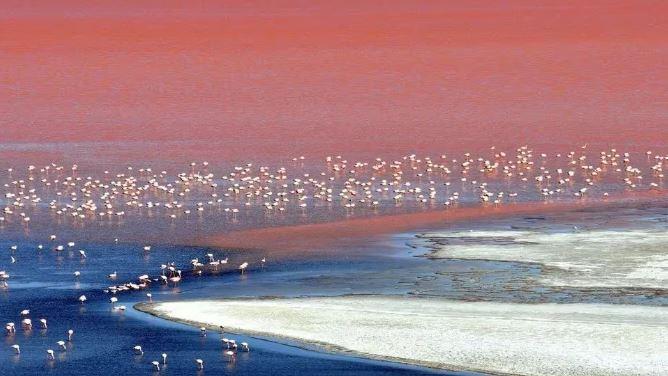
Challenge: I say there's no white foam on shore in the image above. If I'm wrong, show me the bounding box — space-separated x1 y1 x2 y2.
151 296 668 376
423 229 668 289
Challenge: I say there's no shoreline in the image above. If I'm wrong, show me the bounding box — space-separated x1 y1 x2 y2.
135 296 668 376
195 192 667 254
134 298 502 376
134 194 668 375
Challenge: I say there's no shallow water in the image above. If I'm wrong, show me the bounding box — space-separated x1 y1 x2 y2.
1 198 666 374
413 201 668 305
0 237 479 375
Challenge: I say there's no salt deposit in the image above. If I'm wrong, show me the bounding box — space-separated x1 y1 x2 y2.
147 296 668 376
422 229 668 289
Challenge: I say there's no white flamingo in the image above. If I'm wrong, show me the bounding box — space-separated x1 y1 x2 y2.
22 318 32 330
0 271 9 287
195 358 204 370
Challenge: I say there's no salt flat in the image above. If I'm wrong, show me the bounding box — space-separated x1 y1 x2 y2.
422 229 668 289
146 296 668 376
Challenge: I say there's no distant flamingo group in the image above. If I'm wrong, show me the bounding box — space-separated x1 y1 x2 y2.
0 148 664 235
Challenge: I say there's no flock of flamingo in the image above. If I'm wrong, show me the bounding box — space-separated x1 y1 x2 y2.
1 146 666 371
0 146 665 232
3 232 261 371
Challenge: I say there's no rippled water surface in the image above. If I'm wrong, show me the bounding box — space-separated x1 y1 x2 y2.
0 237 475 375
1 199 666 374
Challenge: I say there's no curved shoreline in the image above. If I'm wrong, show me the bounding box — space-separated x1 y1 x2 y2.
196 192 668 255
134 296 668 376
133 299 498 376
134 193 668 376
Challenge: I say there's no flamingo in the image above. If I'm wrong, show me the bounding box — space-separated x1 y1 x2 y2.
161 352 167 364
225 350 236 362
239 262 248 274
133 345 143 355
240 342 250 352
57 340 66 350
0 271 9 287
11 344 20 354
151 361 160 371
40 318 48 329
47 349 55 360
195 358 204 370
67 329 74 341
78 295 87 304
169 270 182 284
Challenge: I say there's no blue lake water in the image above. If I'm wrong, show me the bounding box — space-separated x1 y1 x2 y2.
0 235 481 375
2 199 666 375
